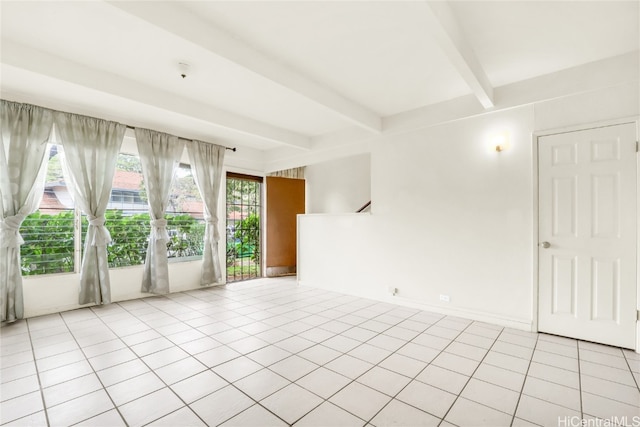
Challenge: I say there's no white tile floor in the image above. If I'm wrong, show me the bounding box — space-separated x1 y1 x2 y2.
1 277 639 426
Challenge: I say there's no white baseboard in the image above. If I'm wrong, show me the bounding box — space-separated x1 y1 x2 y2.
298 279 533 332
390 295 533 332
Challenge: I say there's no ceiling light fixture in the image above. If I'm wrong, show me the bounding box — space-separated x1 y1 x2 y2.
178 62 190 79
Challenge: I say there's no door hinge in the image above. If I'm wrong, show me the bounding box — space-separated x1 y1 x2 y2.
636 140 639 152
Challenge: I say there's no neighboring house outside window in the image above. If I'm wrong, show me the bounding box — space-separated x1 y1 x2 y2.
20 148 205 276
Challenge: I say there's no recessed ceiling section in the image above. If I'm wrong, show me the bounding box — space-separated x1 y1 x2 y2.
183 1 473 116
451 1 640 87
1 1 638 160
0 0 352 137
0 64 282 151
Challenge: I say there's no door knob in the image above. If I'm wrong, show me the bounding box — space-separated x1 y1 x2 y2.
539 241 551 249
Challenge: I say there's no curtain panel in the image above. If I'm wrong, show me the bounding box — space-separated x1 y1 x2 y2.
0 100 54 322
54 112 125 305
135 128 184 294
186 140 225 286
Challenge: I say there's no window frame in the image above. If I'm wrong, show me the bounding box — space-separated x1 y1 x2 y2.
23 143 207 277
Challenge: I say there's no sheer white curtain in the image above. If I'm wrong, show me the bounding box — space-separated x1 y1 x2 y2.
0 101 53 322
54 112 125 305
135 128 184 294
187 140 225 285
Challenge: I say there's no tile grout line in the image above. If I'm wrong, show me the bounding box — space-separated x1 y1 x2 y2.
361 316 473 427
62 300 208 426
148 290 502 422
576 342 584 420
104 298 240 427
115 285 303 426
58 307 132 427
219 285 409 426
236 287 380 425
266 300 427 425
515 342 629 418
5 280 639 427
323 312 448 423
435 323 506 427
25 316 53 427
120 283 377 426
621 351 640 392
509 332 541 427
112 295 222 426
227 296 444 425
127 288 302 425
354 316 506 425
26 289 384 410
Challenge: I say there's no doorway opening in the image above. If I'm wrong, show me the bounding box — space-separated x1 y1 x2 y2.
226 173 263 283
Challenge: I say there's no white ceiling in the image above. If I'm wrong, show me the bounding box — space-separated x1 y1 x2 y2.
1 1 638 166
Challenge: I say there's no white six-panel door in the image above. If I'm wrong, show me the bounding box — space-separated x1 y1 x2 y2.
538 123 637 349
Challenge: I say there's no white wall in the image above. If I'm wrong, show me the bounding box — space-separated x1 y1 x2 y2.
298 213 379 295
22 260 203 317
534 81 639 132
300 105 536 329
305 153 371 214
299 82 639 332
374 105 535 325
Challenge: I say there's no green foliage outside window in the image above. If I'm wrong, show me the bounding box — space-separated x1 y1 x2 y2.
234 214 260 261
165 214 206 259
96 211 151 268
20 210 205 275
20 210 75 275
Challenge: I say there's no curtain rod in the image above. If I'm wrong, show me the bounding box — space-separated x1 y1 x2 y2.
3 100 238 152
125 125 237 152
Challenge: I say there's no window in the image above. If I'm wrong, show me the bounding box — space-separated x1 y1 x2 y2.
21 148 206 276
94 153 150 268
110 192 124 203
21 145 75 276
165 164 205 260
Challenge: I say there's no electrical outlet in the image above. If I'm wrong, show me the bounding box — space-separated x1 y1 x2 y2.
439 294 450 303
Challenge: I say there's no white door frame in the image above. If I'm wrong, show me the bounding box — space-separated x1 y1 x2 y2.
531 116 640 352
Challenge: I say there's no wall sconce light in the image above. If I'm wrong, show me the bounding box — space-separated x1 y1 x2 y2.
491 131 510 152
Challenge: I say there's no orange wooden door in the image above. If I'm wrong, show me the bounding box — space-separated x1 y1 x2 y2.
266 176 305 277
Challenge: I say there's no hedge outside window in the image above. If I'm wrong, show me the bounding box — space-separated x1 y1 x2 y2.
20 148 205 276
